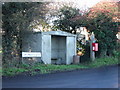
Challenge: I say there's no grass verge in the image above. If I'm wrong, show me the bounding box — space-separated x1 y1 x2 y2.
2 56 119 76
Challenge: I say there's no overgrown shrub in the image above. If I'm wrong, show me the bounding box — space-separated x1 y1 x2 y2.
113 50 120 58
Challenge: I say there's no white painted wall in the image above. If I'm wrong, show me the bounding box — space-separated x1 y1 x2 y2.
41 35 51 64
66 37 76 64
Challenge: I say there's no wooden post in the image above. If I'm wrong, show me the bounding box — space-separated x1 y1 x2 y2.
90 32 96 61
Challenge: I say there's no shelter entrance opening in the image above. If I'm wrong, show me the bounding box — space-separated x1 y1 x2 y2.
51 35 66 64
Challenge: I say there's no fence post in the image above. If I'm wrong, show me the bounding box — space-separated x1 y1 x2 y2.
90 32 96 61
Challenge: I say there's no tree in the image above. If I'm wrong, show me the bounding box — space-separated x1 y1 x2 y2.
53 6 85 34
87 1 119 20
86 11 118 57
2 2 49 67
52 1 119 58
85 1 119 57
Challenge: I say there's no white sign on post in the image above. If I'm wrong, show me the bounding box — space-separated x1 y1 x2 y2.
22 52 41 57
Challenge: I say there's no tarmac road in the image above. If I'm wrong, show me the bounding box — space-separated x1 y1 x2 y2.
2 65 119 88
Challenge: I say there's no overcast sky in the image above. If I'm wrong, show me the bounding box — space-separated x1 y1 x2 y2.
2 0 101 10
52 0 102 10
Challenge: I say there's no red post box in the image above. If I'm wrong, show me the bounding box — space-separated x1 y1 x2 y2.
92 43 98 51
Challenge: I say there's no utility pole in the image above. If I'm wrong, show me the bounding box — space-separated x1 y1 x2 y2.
90 32 96 61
